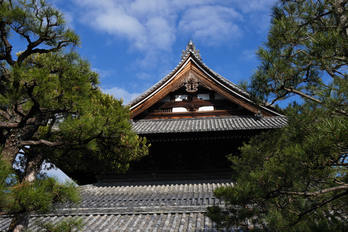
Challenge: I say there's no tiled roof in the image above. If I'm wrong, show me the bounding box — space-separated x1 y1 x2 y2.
127 52 249 108
0 180 233 231
0 213 214 232
132 116 287 134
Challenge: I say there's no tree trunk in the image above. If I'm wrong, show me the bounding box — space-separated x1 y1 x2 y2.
334 0 348 38
7 152 43 232
7 212 30 232
1 131 20 165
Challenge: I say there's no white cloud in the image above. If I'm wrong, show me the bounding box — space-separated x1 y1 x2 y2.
95 11 144 38
230 0 277 33
240 50 257 61
74 0 175 52
178 5 243 45
146 17 176 50
77 1 146 48
129 0 172 19
71 0 276 70
72 0 273 52
102 86 140 104
92 68 114 79
232 0 276 13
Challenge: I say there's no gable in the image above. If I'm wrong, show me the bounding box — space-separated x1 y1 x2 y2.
134 80 253 120
130 53 281 120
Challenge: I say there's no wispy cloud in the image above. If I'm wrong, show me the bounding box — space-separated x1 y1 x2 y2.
70 0 276 93
240 50 257 61
92 68 114 79
102 86 140 104
232 0 275 13
231 0 276 33
72 0 275 53
178 5 243 45
74 0 175 52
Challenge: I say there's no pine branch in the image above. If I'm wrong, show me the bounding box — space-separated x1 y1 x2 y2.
279 185 348 196
0 21 14 65
283 86 348 117
288 190 348 227
0 110 10 120
20 139 64 146
0 121 19 128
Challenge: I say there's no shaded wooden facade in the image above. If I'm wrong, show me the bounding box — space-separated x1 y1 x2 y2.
97 41 286 182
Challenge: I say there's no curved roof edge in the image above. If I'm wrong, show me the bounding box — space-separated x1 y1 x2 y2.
127 53 245 106
127 42 283 117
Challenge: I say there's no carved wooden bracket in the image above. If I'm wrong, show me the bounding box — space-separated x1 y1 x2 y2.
173 71 212 92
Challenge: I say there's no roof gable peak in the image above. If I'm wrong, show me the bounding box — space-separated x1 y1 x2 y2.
181 40 202 61
129 42 284 119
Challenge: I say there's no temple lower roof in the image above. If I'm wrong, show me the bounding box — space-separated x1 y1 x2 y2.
0 213 214 231
132 115 287 134
0 179 233 231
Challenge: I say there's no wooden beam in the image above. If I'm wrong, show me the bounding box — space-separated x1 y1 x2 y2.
142 109 253 119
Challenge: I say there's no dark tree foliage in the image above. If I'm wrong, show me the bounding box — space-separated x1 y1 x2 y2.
207 0 348 231
0 1 148 231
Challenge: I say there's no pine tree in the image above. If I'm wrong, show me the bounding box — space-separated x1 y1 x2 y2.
0 1 148 231
207 0 348 231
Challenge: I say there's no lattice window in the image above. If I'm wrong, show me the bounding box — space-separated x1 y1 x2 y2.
154 108 173 113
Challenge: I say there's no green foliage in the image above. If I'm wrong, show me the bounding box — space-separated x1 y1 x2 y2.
208 0 348 231
0 0 79 65
51 92 148 177
0 157 14 212
208 104 348 231
0 159 79 215
0 0 148 231
0 0 148 182
9 177 79 214
246 0 348 111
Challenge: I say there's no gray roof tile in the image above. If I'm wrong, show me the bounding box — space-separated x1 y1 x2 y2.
0 179 233 231
132 116 287 134
1 213 218 232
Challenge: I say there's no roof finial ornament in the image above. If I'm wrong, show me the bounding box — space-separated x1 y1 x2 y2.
181 40 202 61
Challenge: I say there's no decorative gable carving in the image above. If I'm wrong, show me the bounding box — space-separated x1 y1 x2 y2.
172 71 212 93
185 72 199 93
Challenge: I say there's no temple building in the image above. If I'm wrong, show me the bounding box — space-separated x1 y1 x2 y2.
0 41 286 231
97 40 286 182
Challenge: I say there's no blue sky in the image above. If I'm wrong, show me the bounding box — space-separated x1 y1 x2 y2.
18 0 281 182
48 0 278 104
